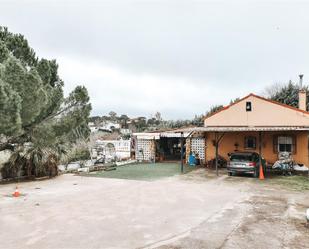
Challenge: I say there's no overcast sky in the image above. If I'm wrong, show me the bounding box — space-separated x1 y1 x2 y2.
1 0 309 119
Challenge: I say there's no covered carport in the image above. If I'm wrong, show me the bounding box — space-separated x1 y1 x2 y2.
173 126 309 177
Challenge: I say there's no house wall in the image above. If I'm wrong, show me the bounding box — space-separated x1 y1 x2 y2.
205 131 309 165
136 139 155 161
204 95 309 127
185 136 206 164
96 139 131 159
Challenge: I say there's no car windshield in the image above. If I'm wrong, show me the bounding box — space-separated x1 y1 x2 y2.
230 154 253 162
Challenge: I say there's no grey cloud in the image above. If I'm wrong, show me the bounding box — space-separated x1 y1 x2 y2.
1 0 309 119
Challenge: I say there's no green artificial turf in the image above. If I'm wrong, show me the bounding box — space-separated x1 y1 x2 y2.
86 162 194 181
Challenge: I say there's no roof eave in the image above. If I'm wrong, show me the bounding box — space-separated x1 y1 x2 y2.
173 126 309 132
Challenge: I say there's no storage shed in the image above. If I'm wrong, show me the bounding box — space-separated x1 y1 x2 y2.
133 131 206 163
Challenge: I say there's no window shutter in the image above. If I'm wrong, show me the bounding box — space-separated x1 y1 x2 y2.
273 135 278 153
292 135 297 154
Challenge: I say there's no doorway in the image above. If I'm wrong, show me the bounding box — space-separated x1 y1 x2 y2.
158 137 181 161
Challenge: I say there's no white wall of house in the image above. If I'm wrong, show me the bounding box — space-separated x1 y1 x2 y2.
88 122 98 133
90 126 98 133
136 139 155 161
96 139 131 159
190 137 206 160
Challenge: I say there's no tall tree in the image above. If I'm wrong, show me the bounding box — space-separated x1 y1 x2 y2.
0 27 91 178
109 111 117 121
205 105 224 117
265 81 309 110
119 114 129 128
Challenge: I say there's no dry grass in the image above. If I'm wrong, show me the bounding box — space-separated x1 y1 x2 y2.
267 175 309 191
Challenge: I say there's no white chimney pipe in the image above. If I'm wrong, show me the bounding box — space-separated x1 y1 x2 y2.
299 74 304 89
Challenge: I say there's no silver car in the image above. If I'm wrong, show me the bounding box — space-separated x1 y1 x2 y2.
227 152 265 178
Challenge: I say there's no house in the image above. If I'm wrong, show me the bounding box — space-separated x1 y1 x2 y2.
98 121 121 132
133 85 309 168
178 89 309 167
88 122 99 133
88 121 122 133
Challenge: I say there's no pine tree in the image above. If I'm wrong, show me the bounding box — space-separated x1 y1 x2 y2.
269 81 309 110
0 26 92 178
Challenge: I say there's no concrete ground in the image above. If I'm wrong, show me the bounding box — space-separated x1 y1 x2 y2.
0 169 309 249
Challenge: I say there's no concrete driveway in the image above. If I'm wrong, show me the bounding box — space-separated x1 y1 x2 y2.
0 169 308 249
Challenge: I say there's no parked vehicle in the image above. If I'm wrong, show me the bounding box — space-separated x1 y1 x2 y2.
227 152 266 177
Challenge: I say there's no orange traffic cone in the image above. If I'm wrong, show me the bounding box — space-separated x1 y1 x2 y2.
12 186 20 197
259 165 265 180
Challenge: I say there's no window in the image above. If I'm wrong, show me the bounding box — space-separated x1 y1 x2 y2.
246 101 252 111
230 154 253 161
278 136 292 152
244 136 256 150
273 135 296 154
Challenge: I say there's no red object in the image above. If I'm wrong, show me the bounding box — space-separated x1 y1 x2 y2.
248 162 256 167
13 187 20 197
259 165 265 180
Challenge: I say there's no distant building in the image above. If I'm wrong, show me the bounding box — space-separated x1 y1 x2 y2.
88 122 98 133
89 121 121 133
120 128 131 135
95 138 131 160
99 121 121 132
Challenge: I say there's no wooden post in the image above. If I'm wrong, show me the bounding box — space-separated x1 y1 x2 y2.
153 136 156 164
215 132 219 176
181 132 184 173
258 131 264 178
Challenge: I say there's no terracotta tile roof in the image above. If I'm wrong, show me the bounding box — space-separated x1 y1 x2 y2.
173 126 309 132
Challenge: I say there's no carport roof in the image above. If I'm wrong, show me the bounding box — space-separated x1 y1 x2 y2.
133 131 191 139
133 126 309 139
171 126 309 133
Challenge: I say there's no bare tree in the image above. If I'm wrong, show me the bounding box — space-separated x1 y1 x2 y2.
262 82 284 98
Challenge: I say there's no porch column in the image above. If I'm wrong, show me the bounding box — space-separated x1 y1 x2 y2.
215 132 225 176
258 131 264 179
215 132 219 176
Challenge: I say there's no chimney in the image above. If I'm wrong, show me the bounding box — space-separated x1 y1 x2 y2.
298 74 306 111
299 74 304 89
